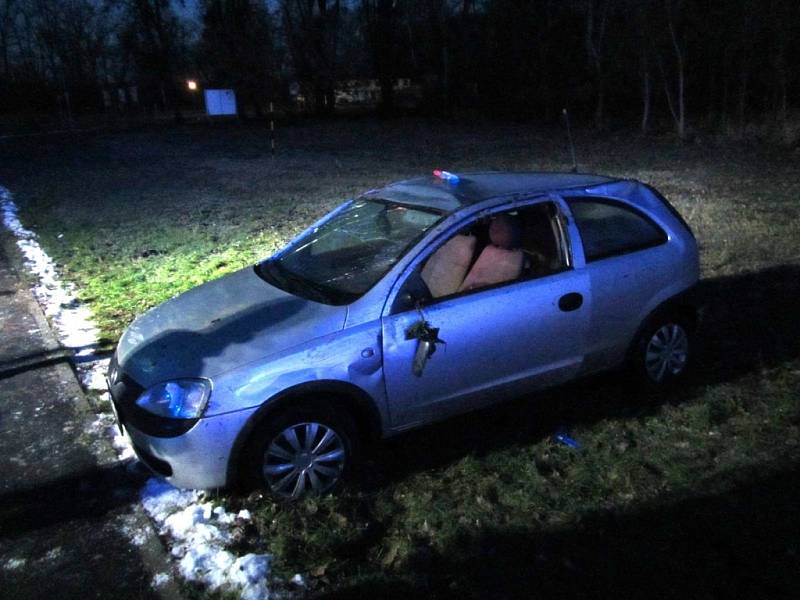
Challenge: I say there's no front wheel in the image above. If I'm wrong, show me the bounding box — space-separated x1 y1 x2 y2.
633 315 692 386
243 403 356 500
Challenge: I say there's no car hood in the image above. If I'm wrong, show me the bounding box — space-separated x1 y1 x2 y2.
116 266 347 386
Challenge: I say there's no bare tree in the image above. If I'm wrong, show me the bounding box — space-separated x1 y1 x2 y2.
0 0 20 76
771 0 789 124
583 0 609 130
281 0 342 114
425 0 448 113
361 0 400 115
199 0 278 117
121 0 186 118
656 0 687 139
632 1 653 134
5 0 117 116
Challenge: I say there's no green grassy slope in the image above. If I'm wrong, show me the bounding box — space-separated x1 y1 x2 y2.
2 119 799 597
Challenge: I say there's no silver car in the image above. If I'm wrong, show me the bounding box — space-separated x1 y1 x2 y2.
107 171 699 499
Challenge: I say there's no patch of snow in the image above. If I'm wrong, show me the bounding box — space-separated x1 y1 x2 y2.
89 414 135 462
44 547 62 561
1 185 117 442
2 185 275 600
118 514 150 546
78 358 111 393
1 189 100 353
3 558 26 571
112 432 136 461
141 478 272 599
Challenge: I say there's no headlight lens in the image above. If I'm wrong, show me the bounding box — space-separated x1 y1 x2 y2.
135 379 211 419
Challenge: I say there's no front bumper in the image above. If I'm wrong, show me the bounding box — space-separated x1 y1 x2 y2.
106 356 259 489
123 405 259 489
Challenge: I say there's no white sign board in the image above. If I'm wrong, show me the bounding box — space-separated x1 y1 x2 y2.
204 89 237 116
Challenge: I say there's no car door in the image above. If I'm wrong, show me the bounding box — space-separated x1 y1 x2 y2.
380 200 591 430
562 195 673 370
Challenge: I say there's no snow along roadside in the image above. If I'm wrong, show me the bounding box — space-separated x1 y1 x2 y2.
0 185 275 600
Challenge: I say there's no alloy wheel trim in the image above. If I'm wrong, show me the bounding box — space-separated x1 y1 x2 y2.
644 323 689 382
263 421 346 499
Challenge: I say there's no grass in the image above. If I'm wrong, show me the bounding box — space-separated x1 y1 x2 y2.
2 118 799 597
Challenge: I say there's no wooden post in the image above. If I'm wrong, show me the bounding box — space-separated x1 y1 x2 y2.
269 101 275 155
64 90 73 126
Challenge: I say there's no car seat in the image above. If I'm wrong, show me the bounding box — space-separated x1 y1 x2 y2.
421 233 477 297
458 214 524 292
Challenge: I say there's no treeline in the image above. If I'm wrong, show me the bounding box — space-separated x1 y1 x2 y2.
1 0 799 138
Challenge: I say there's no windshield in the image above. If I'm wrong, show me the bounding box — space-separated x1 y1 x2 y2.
258 199 442 305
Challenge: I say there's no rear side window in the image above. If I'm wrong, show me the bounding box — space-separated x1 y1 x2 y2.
566 197 667 262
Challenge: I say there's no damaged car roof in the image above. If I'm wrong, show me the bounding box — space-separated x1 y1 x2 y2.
361 171 620 212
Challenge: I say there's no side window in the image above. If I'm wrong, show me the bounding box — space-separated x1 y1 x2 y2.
416 202 566 301
566 197 667 262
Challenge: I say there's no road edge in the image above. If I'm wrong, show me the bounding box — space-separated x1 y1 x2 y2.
0 228 187 600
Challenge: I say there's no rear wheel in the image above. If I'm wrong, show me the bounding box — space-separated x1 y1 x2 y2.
633 314 692 386
243 402 357 500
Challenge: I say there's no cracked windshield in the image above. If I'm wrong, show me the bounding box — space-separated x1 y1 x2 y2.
261 199 442 304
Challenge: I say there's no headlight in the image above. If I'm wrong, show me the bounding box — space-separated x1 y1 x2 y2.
135 379 211 419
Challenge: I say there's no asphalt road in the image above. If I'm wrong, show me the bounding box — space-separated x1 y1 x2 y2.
0 232 181 600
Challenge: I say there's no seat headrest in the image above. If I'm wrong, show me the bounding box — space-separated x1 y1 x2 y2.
489 214 521 249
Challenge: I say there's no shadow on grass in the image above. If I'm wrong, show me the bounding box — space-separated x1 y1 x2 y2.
364 264 800 486
320 460 800 599
317 264 800 597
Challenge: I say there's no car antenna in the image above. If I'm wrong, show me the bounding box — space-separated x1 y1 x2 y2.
562 108 578 173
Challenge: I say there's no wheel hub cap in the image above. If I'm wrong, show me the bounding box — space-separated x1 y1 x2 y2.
263 422 346 499
645 323 689 382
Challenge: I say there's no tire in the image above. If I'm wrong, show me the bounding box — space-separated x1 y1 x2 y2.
242 400 358 501
632 312 693 387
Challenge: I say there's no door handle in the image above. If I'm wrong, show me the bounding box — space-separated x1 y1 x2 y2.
558 292 583 312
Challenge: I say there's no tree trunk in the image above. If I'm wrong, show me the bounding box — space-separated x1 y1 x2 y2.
641 59 651 134
772 10 788 124
375 0 395 116
379 77 394 116
406 22 417 72
584 0 608 130
677 53 685 139
664 0 686 140
721 68 730 132
705 50 716 127
594 87 604 130
737 67 748 135
426 0 448 114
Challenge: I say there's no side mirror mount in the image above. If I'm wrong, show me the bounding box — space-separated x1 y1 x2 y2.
392 270 431 314
399 291 414 306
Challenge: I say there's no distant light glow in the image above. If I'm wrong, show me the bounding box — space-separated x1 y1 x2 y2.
433 169 460 184
187 79 198 91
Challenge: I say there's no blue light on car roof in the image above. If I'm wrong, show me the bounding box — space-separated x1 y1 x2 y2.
433 169 460 184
